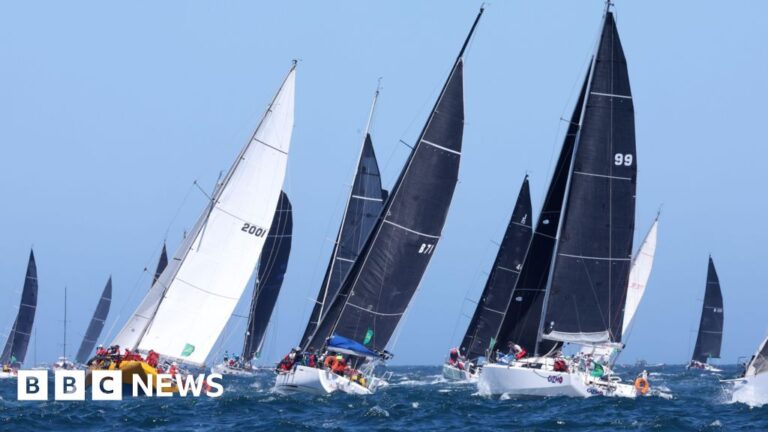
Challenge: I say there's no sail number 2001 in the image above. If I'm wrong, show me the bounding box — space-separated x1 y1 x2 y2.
241 223 267 238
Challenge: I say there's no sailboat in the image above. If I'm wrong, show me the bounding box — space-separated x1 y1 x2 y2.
52 287 77 370
478 3 647 398
687 257 724 372
275 8 482 396
273 85 387 394
213 191 293 376
442 176 533 382
75 277 112 365
88 62 296 387
1 250 38 379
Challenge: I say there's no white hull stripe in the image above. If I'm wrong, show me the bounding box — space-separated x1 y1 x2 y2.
384 219 441 239
422 139 461 156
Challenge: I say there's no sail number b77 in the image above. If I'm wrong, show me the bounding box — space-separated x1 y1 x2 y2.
241 223 267 238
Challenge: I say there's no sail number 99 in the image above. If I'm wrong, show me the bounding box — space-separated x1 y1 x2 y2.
241 223 267 238
418 243 435 254
614 153 633 166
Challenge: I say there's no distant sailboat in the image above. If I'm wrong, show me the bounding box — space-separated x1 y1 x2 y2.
276 8 482 396
442 176 533 381
213 191 293 376
688 257 724 372
99 62 296 384
0 250 38 378
479 3 646 398
75 277 112 364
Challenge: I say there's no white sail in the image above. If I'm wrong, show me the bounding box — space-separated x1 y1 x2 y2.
112 66 296 366
622 218 658 335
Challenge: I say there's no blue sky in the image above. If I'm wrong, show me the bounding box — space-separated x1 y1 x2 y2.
1 1 766 366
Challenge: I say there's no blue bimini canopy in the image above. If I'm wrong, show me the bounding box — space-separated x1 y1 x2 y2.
327 334 378 358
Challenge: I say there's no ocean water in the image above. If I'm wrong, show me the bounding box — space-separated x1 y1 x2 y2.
1 365 765 431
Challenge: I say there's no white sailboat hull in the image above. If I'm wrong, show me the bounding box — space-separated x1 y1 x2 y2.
478 362 639 398
442 363 477 382
274 365 338 395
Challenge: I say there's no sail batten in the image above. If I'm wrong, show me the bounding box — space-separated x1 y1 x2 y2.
112 65 296 366
691 257 724 363
1 250 38 367
242 191 293 360
75 277 112 364
459 176 532 361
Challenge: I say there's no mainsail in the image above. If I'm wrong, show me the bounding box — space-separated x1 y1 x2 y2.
300 90 387 346
459 176 532 360
75 277 113 364
745 336 768 377
112 64 296 366
1 250 38 366
242 191 293 360
493 75 589 356
691 257 724 363
622 217 659 335
541 10 637 345
307 9 482 353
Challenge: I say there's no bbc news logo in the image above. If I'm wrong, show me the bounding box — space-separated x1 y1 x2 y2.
17 370 224 400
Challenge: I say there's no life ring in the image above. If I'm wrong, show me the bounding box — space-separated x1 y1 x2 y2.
634 377 650 395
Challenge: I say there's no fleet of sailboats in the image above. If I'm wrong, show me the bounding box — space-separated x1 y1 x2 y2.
0 2 762 407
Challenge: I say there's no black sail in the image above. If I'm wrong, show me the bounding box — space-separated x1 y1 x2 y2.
75 277 112 363
691 257 724 363
299 135 386 346
494 74 589 356
307 10 481 353
542 11 637 344
1 250 38 366
459 176 532 360
153 244 169 286
242 191 293 360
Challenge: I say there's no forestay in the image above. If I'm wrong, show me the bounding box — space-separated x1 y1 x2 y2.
112 65 295 366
